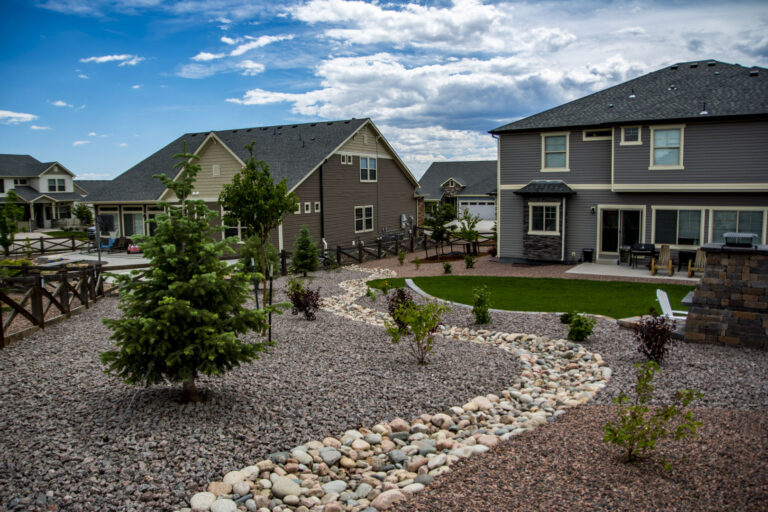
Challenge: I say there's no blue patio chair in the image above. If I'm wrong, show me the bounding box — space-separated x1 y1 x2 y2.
100 237 116 251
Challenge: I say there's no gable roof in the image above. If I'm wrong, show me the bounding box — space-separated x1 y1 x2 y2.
418 160 497 200
491 60 768 134
0 154 74 178
79 118 402 203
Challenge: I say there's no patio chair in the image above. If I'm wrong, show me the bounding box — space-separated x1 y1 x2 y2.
656 289 688 327
100 237 116 251
688 249 706 278
651 244 674 276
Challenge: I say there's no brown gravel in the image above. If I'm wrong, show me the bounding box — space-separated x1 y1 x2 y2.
392 405 768 512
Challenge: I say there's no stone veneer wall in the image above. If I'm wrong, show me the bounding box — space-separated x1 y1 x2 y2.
522 196 564 262
684 244 768 349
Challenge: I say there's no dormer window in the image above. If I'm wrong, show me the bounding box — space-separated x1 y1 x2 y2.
445 179 456 187
14 179 27 185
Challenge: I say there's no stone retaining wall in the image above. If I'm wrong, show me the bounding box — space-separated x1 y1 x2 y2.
684 244 768 349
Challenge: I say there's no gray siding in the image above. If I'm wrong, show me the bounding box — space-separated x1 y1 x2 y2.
614 119 768 185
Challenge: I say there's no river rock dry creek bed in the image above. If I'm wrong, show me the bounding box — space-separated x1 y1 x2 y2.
0 265 766 511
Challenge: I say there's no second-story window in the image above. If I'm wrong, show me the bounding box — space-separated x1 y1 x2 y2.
541 133 569 171
360 157 377 182
650 126 684 169
57 179 65 191
48 179 56 192
14 179 27 185
621 126 641 145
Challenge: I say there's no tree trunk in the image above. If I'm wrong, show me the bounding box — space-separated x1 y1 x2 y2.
260 243 269 306
181 375 203 403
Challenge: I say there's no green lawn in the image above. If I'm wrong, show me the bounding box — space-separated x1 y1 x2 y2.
367 276 694 319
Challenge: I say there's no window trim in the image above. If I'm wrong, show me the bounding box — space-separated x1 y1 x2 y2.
212 164 221 177
48 178 56 192
649 125 685 170
57 179 66 192
314 201 321 213
354 205 374 233
620 126 642 146
650 205 705 249
582 129 612 141
340 154 353 165
294 202 301 214
220 207 244 242
304 202 311 214
708 207 768 245
528 201 560 235
360 157 377 182
540 132 570 172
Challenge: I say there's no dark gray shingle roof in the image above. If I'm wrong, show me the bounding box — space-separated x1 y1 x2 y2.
9 186 84 202
514 180 575 196
80 118 370 202
492 60 768 133
418 160 497 200
0 154 54 177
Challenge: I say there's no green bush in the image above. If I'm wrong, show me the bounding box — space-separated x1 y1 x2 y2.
239 235 279 277
472 285 491 324
290 226 319 277
385 300 449 365
397 250 406 266
560 311 577 324
413 257 421 270
443 262 452 274
604 361 702 463
464 254 475 269
568 313 596 341
366 287 378 302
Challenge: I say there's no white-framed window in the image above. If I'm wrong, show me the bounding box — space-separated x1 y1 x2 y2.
652 207 703 247
48 179 56 192
649 125 685 169
304 202 311 213
314 201 321 213
710 208 766 244
540 132 569 172
582 128 611 141
355 205 374 233
621 126 642 145
528 202 560 235
221 208 243 241
360 157 377 182
13 179 27 185
212 164 221 177
294 202 301 214
340 154 353 165
122 206 145 237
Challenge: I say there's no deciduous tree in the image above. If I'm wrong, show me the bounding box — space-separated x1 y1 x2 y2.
0 190 25 257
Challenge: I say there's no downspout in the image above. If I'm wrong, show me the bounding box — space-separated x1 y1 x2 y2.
376 135 381 233
319 163 325 241
492 133 501 257
561 198 566 263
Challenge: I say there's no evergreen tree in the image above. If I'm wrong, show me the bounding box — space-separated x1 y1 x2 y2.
291 225 319 277
100 143 279 402
0 190 25 257
72 203 93 228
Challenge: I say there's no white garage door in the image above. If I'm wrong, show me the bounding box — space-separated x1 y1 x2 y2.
459 200 495 220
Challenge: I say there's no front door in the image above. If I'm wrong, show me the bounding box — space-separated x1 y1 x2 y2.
601 209 641 253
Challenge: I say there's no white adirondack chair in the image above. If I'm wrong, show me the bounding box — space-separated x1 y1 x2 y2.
656 289 688 325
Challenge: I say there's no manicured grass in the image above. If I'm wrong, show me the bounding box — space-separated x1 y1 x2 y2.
368 276 694 319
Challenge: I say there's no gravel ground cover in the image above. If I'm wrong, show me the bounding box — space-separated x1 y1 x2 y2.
0 268 521 511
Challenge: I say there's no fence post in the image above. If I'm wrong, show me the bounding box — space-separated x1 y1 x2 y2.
59 269 70 316
31 274 44 328
95 263 104 295
377 239 382 259
336 246 342 266
410 235 414 252
71 236 76 251
280 250 287 276
81 270 90 308
395 239 400 256
358 244 363 263
40 237 46 255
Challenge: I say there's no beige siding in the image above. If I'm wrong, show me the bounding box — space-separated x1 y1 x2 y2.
338 124 386 155
162 137 243 201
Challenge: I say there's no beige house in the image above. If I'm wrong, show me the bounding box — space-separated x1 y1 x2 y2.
0 154 87 230
77 118 420 251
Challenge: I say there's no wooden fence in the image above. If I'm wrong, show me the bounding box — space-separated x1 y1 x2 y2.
0 263 108 348
5 236 91 258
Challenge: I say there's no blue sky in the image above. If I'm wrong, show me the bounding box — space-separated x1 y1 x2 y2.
1 0 767 180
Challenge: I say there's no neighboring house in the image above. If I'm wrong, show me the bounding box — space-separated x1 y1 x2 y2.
490 59 768 264
0 154 86 229
418 160 497 221
77 118 420 251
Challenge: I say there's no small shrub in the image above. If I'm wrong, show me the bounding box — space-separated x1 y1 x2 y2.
568 313 596 341
381 280 391 295
443 262 452 274
385 300 449 365
413 257 421 270
488 246 497 258
634 308 675 364
603 361 702 463
472 285 491 324
560 311 577 325
397 250 406 266
287 277 320 321
464 254 475 269
366 287 378 302
387 287 414 333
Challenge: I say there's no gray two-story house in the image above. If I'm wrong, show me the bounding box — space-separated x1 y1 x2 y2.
77 118 420 251
491 60 768 264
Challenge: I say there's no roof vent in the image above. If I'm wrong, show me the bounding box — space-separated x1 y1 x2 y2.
750 69 759 77
668 84 677 91
246 128 251 132
190 133 197 137
690 62 698 68
277 126 282 129
292 125 297 128
707 61 716 67
231 130 237 133
344 120 350 124
699 102 708 115
310 123 317 127
715 71 720 75
608 103 614 108
327 122 333 125
628 88 636 99
670 65 678 70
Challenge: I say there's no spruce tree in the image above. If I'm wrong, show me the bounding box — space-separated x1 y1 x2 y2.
290 225 319 277
100 144 278 402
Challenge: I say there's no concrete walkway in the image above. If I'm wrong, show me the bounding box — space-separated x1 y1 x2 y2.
566 262 699 283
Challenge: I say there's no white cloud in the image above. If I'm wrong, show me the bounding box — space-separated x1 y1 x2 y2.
72 140 90 146
221 36 240 45
178 62 222 79
80 54 145 66
78 73 88 79
118 142 128 147
30 125 52 130
192 51 226 61
0 110 38 124
229 34 293 56
51 100 73 107
238 59 265 76
615 26 647 36
132 84 140 89
88 131 97 136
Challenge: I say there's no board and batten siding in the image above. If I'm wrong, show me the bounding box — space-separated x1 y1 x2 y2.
613 120 768 186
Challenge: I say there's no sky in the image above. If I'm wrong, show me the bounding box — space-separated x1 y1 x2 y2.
1 0 767 180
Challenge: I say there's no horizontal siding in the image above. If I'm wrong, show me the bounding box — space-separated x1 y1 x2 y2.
282 170 322 251
339 124 383 155
163 138 243 201
614 119 768 184
498 189 524 259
